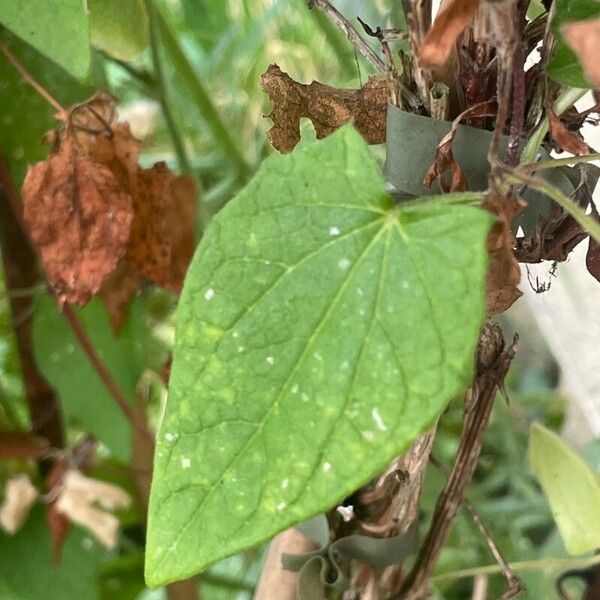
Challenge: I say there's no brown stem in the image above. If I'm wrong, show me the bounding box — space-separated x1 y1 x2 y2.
357 426 438 599
505 43 525 167
61 304 152 443
0 156 65 461
0 44 65 113
505 3 527 167
398 323 518 600
308 0 386 72
430 456 525 599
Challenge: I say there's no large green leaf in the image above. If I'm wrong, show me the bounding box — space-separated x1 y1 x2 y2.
0 29 91 185
0 506 103 599
546 0 600 88
0 0 90 79
145 126 492 585
529 423 600 555
32 296 154 462
89 0 149 61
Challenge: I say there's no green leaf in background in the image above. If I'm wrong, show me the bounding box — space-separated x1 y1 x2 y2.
89 0 149 61
0 29 91 185
0 0 90 79
32 296 154 462
0 506 104 599
145 126 492 585
546 0 600 88
529 423 600 555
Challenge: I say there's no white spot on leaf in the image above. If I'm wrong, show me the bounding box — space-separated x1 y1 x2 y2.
266 356 275 365
204 288 215 301
372 408 387 432
329 226 340 236
323 462 332 472
181 456 191 469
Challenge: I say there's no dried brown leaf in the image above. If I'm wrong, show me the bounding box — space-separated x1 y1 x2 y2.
547 108 590 156
483 193 523 315
99 261 143 333
126 163 173 287
261 64 387 153
562 19 600 88
163 174 198 292
22 136 133 305
423 130 469 192
587 239 600 283
420 0 481 69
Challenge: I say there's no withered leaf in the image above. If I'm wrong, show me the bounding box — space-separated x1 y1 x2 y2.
101 172 197 331
261 64 387 153
126 166 197 291
516 168 598 264
562 19 600 88
68 92 140 189
420 0 480 69
127 162 173 287
483 193 523 315
547 108 590 156
22 136 133 306
587 239 600 283
164 174 198 292
99 261 143 333
423 101 496 193
423 129 469 192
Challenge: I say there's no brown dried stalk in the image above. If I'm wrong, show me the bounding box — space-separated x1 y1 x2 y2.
398 323 520 600
0 156 65 462
308 0 386 72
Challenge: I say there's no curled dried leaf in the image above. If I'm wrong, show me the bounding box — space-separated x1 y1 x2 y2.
163 174 198 292
547 108 590 156
0 474 39 534
587 239 600 283
423 129 469 192
562 19 600 88
22 136 133 305
420 0 480 69
99 261 143 333
127 163 173 287
56 488 120 549
261 64 387 153
483 193 523 315
54 470 131 549
62 469 132 511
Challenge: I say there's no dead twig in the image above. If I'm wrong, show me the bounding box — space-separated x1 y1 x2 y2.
308 0 386 72
430 456 525 599
398 323 519 600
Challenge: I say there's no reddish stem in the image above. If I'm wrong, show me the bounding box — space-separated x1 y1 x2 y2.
0 156 65 456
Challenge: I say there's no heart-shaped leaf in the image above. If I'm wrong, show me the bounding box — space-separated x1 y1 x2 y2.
145 126 492 585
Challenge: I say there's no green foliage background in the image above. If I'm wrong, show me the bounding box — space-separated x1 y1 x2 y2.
0 1 598 599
